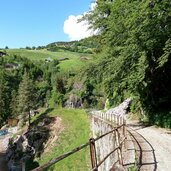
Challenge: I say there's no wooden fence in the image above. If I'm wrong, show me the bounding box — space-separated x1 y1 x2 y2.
32 113 126 171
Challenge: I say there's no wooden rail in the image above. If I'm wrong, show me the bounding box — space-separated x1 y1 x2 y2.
32 113 126 171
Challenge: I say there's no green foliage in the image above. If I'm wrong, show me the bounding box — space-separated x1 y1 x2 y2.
10 90 18 118
81 0 171 126
0 70 10 125
46 36 99 54
158 39 171 67
128 165 138 171
49 90 64 108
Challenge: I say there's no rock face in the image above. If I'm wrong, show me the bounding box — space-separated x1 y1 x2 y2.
65 94 83 108
6 116 64 171
106 98 132 116
6 130 46 171
91 98 131 171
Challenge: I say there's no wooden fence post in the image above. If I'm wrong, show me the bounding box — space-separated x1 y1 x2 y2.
89 138 98 171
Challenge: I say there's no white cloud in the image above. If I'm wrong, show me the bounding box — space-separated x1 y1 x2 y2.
63 15 93 41
63 3 97 41
90 2 97 11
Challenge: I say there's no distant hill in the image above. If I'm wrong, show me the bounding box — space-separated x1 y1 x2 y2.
4 37 99 72
5 48 93 72
46 36 100 54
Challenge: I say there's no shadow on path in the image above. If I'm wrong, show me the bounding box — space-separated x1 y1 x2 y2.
127 122 151 131
127 126 157 171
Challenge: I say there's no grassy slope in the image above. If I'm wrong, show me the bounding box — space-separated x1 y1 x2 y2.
6 49 93 72
34 108 90 171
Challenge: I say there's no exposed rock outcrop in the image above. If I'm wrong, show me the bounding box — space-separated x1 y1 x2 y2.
6 116 64 171
106 98 132 116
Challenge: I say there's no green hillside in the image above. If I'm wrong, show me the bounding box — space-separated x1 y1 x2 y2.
6 48 93 72
46 36 99 54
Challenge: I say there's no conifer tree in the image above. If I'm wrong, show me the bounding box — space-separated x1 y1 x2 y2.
10 90 18 118
0 69 20 126
0 70 8 126
17 71 35 126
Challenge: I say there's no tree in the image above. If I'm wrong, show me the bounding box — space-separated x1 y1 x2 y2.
10 90 18 118
83 0 171 119
0 70 12 126
17 71 36 126
0 70 9 126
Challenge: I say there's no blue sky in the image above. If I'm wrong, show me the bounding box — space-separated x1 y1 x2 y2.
0 0 94 48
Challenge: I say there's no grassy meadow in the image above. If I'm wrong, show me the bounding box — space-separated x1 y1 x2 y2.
6 48 93 72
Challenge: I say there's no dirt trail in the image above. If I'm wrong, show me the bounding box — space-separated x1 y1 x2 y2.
0 138 8 171
127 120 171 171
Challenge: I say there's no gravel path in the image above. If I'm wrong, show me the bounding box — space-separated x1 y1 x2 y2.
128 120 171 171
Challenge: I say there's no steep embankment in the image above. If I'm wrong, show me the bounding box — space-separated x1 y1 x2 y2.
35 108 90 171
6 108 90 171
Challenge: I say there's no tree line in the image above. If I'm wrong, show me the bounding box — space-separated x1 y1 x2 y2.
0 55 66 127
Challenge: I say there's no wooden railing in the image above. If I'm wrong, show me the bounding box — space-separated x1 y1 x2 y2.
32 113 127 171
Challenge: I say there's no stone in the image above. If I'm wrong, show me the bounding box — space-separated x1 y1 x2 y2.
106 98 132 116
